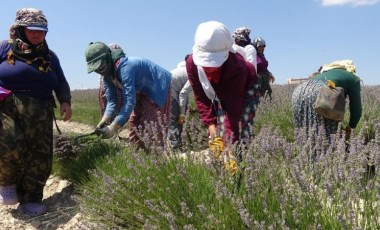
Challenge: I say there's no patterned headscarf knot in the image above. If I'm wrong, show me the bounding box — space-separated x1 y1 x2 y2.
233 27 251 44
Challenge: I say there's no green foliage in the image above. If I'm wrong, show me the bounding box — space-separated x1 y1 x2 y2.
54 140 122 184
53 85 380 229
255 85 296 141
78 150 247 229
54 89 100 126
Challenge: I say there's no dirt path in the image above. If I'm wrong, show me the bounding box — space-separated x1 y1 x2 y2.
54 120 129 138
0 121 102 230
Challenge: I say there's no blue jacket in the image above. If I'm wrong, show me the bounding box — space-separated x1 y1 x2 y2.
103 56 172 127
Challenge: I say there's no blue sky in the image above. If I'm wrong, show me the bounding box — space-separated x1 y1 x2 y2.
1 0 379 89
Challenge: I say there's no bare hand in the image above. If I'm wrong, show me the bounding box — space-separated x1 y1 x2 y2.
60 102 72 121
177 114 186 124
269 73 276 83
207 124 217 139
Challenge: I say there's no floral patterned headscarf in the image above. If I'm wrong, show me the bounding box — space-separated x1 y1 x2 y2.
232 27 251 47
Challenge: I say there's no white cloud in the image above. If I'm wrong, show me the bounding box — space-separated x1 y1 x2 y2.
321 0 380 6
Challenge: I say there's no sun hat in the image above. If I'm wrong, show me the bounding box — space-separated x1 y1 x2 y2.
26 25 48 31
14 8 48 32
192 21 234 67
85 42 111 73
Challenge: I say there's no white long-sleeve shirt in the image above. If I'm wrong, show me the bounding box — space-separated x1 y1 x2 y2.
170 64 193 115
232 43 257 73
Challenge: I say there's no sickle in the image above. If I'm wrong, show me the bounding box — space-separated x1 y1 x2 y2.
73 130 98 145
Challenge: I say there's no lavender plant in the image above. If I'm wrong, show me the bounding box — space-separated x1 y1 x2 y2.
254 84 297 141
55 85 379 229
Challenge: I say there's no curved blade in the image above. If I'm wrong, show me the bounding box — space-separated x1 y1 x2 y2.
73 131 97 145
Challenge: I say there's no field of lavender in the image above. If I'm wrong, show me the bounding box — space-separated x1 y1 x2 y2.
56 84 379 229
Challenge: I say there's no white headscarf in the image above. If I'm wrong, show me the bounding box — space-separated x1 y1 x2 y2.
320 60 356 74
197 66 216 100
192 21 235 100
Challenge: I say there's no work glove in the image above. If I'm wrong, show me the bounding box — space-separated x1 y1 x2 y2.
96 116 111 129
208 136 224 159
95 123 118 139
225 158 238 176
177 114 186 125
224 151 238 176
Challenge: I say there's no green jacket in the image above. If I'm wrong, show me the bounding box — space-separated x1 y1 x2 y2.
314 69 362 128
